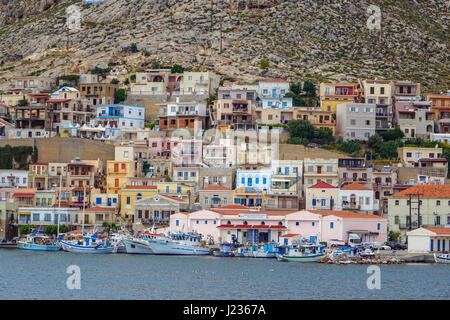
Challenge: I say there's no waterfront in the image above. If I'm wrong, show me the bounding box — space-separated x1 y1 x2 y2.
0 250 448 300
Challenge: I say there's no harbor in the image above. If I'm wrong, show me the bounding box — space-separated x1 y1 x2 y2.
0 248 448 300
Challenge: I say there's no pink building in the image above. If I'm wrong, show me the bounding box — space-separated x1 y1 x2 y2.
169 205 387 244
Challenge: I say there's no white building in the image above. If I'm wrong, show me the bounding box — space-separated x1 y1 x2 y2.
0 170 28 188
338 182 378 212
258 79 290 100
261 97 293 109
78 104 145 141
17 206 80 226
336 103 376 141
407 227 450 253
430 133 450 144
236 168 272 192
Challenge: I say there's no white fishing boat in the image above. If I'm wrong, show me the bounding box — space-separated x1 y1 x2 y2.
146 232 210 255
434 253 450 264
60 235 113 254
277 243 325 262
110 233 128 253
123 232 168 254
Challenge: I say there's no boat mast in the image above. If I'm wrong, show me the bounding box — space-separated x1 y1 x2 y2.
82 186 86 235
57 173 62 238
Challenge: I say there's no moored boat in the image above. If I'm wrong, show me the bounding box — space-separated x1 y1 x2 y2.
212 243 235 257
123 232 168 254
434 253 450 264
60 235 113 254
277 243 325 262
146 232 210 255
18 233 60 251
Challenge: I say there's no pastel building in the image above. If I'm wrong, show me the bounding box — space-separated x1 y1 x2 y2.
178 71 220 96
394 98 434 139
305 181 339 210
218 85 258 104
339 182 378 212
258 79 290 100
407 227 450 253
338 157 372 185
158 101 206 130
169 205 387 244
336 103 376 141
428 93 450 133
320 82 361 113
303 158 339 189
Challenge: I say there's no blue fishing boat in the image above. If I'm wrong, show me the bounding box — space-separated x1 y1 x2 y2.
213 243 235 257
17 232 60 251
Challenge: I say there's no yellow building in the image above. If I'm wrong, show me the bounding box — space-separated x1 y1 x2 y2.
120 185 158 219
232 186 267 209
320 82 360 113
303 157 339 189
156 182 195 206
106 160 139 194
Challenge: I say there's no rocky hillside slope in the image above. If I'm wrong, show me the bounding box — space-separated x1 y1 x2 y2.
0 0 448 93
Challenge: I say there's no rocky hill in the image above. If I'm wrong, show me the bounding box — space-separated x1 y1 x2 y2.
0 0 448 93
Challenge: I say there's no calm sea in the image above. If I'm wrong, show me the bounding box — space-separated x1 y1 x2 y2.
0 250 448 300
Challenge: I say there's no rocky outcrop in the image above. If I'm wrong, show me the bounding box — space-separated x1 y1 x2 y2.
0 0 448 93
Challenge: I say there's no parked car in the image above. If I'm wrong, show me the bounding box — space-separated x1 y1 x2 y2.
385 241 407 250
11 237 20 244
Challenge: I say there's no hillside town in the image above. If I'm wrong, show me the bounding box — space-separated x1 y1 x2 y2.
0 67 449 257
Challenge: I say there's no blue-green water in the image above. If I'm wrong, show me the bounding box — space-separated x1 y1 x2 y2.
0 249 448 300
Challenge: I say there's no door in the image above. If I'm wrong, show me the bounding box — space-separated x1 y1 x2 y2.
272 89 277 97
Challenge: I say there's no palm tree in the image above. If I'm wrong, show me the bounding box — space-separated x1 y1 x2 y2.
110 223 119 233
102 222 111 234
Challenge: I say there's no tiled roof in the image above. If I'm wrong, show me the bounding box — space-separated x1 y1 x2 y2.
158 194 187 202
210 208 297 216
309 210 385 219
309 181 337 189
280 233 300 238
390 185 450 199
418 158 447 163
123 185 157 190
0 119 14 127
202 185 231 191
260 78 287 83
340 182 372 191
423 227 450 235
84 206 116 212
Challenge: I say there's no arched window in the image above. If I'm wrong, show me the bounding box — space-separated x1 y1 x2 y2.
243 221 248 225
136 193 142 200
261 221 265 225
227 220 231 225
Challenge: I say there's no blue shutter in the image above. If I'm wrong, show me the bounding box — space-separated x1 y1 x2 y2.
430 239 434 251
312 199 316 206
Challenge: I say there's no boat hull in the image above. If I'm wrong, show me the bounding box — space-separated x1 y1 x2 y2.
434 253 450 264
60 241 113 254
243 251 277 258
277 253 325 262
123 239 154 254
18 242 60 251
147 240 210 255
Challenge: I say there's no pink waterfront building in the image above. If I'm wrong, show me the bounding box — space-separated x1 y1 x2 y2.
169 205 387 244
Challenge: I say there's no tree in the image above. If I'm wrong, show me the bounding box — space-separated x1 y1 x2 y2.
388 231 401 242
110 78 119 84
284 92 306 107
19 225 36 235
259 59 269 70
18 99 28 106
114 89 127 103
130 43 138 53
151 61 161 69
286 119 315 140
378 140 403 159
171 64 184 74
338 141 361 154
124 78 130 85
303 80 316 97
290 82 302 95
102 222 111 234
130 74 136 81
286 137 309 145
379 128 404 141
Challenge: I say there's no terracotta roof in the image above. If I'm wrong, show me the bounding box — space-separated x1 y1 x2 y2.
260 78 287 83
340 182 372 191
423 227 450 235
309 210 385 219
390 185 450 199
280 233 300 238
210 208 297 216
84 206 116 212
202 185 231 191
158 194 187 202
309 181 337 189
123 185 157 190
12 188 36 194
0 119 14 127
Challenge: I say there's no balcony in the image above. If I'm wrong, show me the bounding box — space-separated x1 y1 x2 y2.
342 203 360 210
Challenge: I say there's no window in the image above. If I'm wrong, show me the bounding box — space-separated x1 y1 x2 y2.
395 200 399 205
45 214 51 221
312 222 315 226
366 120 371 125
330 222 334 229
377 223 381 230
296 222 299 226
436 200 440 206
395 216 399 224
176 220 179 226
350 119 356 125
33 213 40 221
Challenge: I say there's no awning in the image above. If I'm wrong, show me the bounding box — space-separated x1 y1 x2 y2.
19 212 31 215
13 193 34 197
211 197 221 201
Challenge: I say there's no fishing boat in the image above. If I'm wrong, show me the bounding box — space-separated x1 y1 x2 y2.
434 253 450 264
17 233 60 251
60 235 113 254
236 243 277 258
110 233 128 254
146 232 210 255
122 232 168 254
277 243 325 262
212 243 235 257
